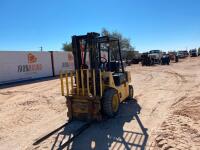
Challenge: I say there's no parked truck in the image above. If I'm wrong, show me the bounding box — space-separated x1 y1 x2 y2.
161 54 170 65
168 51 179 63
189 49 198 57
148 50 163 64
141 52 154 66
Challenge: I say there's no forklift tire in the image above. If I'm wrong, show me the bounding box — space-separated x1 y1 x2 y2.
102 88 119 117
128 85 134 99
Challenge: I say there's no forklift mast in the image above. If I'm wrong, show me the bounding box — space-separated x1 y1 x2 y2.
72 32 100 70
71 32 124 72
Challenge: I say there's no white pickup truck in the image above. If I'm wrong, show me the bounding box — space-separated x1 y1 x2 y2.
148 50 163 64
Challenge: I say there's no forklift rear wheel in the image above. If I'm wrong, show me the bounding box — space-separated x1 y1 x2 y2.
102 88 119 117
128 85 134 99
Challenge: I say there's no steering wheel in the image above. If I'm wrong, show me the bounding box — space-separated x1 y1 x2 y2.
100 57 107 63
96 56 107 63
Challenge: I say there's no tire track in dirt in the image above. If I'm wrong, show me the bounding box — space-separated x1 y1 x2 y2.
0 78 67 149
164 70 187 85
137 66 192 149
149 96 200 150
0 78 62 108
147 57 200 150
129 65 189 150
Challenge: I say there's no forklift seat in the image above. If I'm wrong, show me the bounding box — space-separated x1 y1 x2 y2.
109 61 120 72
112 72 127 86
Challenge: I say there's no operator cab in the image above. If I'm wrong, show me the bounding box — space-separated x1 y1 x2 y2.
72 32 128 88
97 37 127 87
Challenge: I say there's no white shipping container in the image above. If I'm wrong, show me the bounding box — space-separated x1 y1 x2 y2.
0 51 53 84
53 51 74 75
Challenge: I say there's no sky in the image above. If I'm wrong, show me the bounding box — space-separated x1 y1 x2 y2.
0 0 200 52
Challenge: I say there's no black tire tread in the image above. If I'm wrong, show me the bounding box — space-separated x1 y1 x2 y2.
102 88 118 117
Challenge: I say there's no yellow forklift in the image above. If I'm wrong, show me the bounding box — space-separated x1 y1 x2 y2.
60 32 133 121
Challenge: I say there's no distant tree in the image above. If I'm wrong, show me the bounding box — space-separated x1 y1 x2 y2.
126 50 135 60
101 28 110 36
62 28 135 59
63 42 72 51
101 28 135 60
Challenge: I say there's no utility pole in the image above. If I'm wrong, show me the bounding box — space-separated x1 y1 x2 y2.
40 46 43 52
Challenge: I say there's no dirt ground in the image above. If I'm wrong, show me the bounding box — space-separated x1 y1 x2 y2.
0 57 200 150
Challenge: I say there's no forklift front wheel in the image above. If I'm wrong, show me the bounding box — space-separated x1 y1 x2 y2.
102 88 119 117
